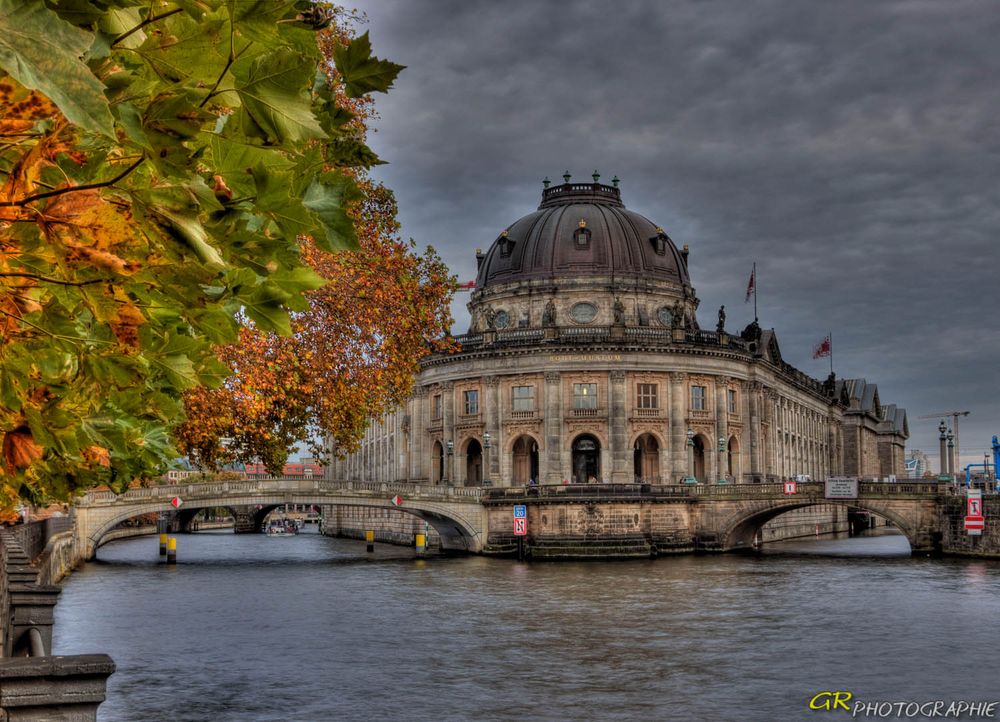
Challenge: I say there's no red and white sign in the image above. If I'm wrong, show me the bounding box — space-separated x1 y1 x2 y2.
513 517 527 536
170 497 182 508
965 517 985 532
783 481 797 495
391 495 403 506
967 489 983 518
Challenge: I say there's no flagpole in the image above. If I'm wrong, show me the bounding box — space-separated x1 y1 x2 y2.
753 261 758 321
829 331 833 376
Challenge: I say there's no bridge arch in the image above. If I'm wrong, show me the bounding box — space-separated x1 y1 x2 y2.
80 492 484 560
717 499 918 552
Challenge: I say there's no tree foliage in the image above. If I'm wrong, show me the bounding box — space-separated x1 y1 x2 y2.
0 0 402 510
175 21 457 475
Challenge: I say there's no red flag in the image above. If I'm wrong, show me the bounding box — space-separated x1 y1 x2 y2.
458 280 476 289
812 335 831 359
744 268 755 303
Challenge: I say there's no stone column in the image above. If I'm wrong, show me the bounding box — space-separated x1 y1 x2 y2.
748 382 761 481
670 372 687 481
939 429 948 477
544 371 563 483
485 375 501 485
442 381 455 484
715 378 728 483
610 370 628 482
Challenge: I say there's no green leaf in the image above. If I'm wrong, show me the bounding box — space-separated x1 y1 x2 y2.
0 0 115 137
242 284 293 336
302 173 360 251
233 46 324 144
155 354 200 390
152 207 228 272
332 31 404 98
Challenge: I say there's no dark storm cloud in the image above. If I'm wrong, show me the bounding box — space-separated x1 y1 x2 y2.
352 0 1000 468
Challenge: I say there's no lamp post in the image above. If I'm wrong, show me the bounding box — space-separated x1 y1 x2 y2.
717 436 728 485
483 431 492 487
684 429 697 485
446 439 454 485
938 421 949 482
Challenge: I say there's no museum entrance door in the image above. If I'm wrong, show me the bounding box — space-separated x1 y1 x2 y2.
572 434 601 483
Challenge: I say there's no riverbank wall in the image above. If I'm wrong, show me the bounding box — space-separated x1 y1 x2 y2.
758 504 851 543
940 495 1000 558
319 505 441 549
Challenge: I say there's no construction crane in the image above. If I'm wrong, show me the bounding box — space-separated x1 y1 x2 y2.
918 411 971 471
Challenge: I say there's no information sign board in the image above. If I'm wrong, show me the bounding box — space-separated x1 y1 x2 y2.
783 481 797 495
825 478 858 499
513 517 527 536
513 505 527 518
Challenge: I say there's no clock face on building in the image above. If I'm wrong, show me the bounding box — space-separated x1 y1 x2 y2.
657 306 673 327
494 310 510 329
570 302 598 324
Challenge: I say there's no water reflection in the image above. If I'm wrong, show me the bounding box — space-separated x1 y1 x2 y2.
54 530 1000 722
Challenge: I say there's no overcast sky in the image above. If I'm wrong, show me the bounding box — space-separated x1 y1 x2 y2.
351 0 1000 471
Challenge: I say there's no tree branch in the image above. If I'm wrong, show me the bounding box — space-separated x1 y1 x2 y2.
112 7 183 47
0 156 144 208
0 273 111 287
200 25 238 108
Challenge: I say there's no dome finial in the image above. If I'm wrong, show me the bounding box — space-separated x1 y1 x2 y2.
562 170 571 183
592 170 600 183
612 175 620 188
542 176 550 189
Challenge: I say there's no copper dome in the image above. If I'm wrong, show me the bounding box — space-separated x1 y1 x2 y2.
475 180 690 290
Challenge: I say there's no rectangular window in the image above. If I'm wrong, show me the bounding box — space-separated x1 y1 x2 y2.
727 389 737 414
512 386 535 412
637 383 658 409
573 383 598 410
691 385 706 411
432 394 442 420
463 389 479 415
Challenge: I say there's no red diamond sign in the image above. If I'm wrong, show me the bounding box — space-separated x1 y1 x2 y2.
391 495 403 506
171 497 182 508
783 481 797 495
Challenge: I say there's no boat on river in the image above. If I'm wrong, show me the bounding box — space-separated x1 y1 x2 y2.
264 520 298 537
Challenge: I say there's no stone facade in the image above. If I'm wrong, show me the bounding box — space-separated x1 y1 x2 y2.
334 180 908 489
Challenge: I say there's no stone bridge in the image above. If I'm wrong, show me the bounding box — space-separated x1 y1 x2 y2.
74 478 486 559
483 481 948 556
76 478 951 561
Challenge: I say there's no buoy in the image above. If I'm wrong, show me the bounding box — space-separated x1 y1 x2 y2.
365 530 374 553
159 533 167 556
415 533 426 555
167 537 177 564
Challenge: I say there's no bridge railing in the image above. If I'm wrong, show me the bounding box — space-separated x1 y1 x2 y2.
77 478 484 506
78 477 943 507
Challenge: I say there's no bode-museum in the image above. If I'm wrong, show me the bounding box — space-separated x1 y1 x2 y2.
332 175 908 488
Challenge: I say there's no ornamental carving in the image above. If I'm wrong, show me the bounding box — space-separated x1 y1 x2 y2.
610 370 626 382
484 375 501 387
544 371 561 384
413 386 430 398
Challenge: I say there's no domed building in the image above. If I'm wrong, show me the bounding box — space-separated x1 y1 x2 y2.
333 175 908 488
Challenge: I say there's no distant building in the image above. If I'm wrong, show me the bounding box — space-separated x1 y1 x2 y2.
335 177 908 485
905 449 930 478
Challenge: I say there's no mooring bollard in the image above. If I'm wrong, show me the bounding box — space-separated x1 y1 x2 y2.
159 533 167 556
415 533 426 556
365 530 374 553
167 537 177 564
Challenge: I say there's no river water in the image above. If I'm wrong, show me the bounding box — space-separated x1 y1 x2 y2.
53 529 1000 722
